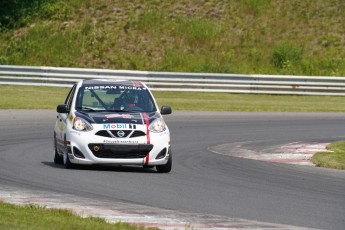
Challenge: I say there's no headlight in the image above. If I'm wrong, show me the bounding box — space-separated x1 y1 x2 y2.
73 117 93 131
148 117 166 133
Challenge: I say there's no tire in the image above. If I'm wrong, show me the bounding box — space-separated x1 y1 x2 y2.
53 135 63 164
63 152 74 169
54 149 63 164
156 152 172 173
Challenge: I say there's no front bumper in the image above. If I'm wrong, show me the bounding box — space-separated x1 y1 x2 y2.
88 143 153 159
66 129 170 166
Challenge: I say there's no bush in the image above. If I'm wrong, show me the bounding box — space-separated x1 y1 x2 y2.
271 42 304 69
0 55 8 64
0 0 50 29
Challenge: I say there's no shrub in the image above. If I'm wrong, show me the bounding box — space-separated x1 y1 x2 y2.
271 42 304 69
0 0 50 29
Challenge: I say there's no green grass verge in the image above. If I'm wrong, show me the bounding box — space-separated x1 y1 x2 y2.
0 85 70 109
312 141 345 170
155 91 345 112
0 201 154 230
0 0 344 76
2 85 345 112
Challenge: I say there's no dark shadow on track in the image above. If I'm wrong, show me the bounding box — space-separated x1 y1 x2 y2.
41 161 157 173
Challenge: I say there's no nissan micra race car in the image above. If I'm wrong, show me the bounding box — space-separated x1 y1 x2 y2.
54 79 172 173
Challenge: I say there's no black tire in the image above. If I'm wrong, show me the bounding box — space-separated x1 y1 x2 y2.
63 152 74 169
53 136 63 164
54 149 63 164
156 153 172 173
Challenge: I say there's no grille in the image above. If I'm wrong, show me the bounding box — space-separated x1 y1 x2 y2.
95 130 112 138
88 144 153 159
109 130 132 138
130 131 146 138
95 130 146 138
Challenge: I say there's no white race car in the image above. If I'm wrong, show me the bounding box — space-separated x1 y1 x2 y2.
54 79 172 173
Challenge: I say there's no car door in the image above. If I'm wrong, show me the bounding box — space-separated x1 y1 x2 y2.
55 84 76 154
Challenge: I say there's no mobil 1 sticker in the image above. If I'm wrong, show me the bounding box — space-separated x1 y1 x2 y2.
100 123 137 130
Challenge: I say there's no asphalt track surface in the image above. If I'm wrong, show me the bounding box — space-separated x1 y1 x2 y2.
1 110 345 229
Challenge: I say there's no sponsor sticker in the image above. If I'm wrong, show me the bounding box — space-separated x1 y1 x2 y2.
103 123 137 129
122 114 133 119
105 114 133 119
103 140 139 144
85 86 146 91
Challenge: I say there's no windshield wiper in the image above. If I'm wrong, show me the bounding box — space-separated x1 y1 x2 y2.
76 106 97 112
105 109 130 112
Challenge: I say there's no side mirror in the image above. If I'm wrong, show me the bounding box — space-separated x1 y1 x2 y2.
161 106 172 115
57 104 69 113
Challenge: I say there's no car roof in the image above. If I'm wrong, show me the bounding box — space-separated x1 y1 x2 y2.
81 79 144 87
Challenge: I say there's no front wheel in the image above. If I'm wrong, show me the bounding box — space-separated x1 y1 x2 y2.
54 149 63 164
63 152 74 169
156 153 172 173
53 135 63 164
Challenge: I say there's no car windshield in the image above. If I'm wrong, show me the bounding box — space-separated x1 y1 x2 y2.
75 84 156 112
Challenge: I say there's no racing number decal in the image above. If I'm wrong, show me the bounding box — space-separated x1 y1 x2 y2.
143 112 150 165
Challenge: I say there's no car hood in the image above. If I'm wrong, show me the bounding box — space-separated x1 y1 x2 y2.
75 111 159 124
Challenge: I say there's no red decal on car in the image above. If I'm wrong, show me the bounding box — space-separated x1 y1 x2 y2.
145 154 149 165
143 112 150 144
143 112 151 165
133 81 141 87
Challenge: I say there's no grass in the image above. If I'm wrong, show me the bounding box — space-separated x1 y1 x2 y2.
0 85 70 109
0 0 344 76
2 85 345 112
312 141 345 170
154 91 345 112
0 201 154 230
